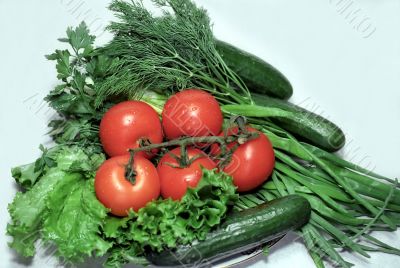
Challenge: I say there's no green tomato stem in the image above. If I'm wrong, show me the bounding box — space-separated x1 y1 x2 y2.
128 132 259 155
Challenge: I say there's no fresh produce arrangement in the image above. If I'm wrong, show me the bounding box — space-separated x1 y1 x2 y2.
7 0 399 268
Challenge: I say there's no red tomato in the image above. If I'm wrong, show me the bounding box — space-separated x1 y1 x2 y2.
99 101 163 158
212 126 275 192
157 147 216 200
161 89 223 140
95 155 160 216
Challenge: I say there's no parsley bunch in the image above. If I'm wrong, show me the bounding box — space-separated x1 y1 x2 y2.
45 22 114 149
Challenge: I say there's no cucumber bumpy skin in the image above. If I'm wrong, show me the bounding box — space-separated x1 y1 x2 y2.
216 40 293 100
146 195 311 266
252 93 346 152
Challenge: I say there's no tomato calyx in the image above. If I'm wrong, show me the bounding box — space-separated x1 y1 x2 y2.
157 147 217 200
125 154 137 184
164 146 206 169
235 116 252 145
138 137 152 147
123 138 156 184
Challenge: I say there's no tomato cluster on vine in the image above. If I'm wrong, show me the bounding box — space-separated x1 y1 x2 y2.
94 89 275 216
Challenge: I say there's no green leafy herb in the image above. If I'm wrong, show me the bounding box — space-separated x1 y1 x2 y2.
34 145 56 172
45 22 116 149
95 0 252 106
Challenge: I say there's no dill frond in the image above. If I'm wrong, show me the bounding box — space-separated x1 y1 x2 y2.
95 0 252 106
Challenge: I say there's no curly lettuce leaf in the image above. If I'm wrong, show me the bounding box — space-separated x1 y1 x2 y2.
11 162 41 190
11 145 60 190
11 145 104 190
7 146 108 260
9 145 237 267
103 168 238 266
104 245 149 268
54 146 105 176
42 179 111 261
7 169 74 257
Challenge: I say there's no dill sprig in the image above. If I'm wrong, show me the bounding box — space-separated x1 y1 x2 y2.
95 0 252 106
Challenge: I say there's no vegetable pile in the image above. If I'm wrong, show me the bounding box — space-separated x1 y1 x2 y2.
7 0 400 268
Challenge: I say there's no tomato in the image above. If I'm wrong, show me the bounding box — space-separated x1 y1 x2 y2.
161 89 223 140
212 126 275 192
95 155 160 216
157 147 217 200
99 101 163 158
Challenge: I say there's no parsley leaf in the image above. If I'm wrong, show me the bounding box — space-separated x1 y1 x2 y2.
66 22 95 55
44 22 113 150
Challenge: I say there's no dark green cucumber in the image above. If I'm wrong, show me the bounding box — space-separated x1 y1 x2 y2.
216 40 293 99
146 195 311 266
252 93 346 152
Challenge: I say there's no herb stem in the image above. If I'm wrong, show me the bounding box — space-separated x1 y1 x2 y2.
174 55 247 104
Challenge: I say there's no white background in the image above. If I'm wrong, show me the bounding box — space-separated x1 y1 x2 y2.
0 0 399 267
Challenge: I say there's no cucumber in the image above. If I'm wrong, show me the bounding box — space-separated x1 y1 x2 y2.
216 40 293 99
146 195 311 266
252 93 346 152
